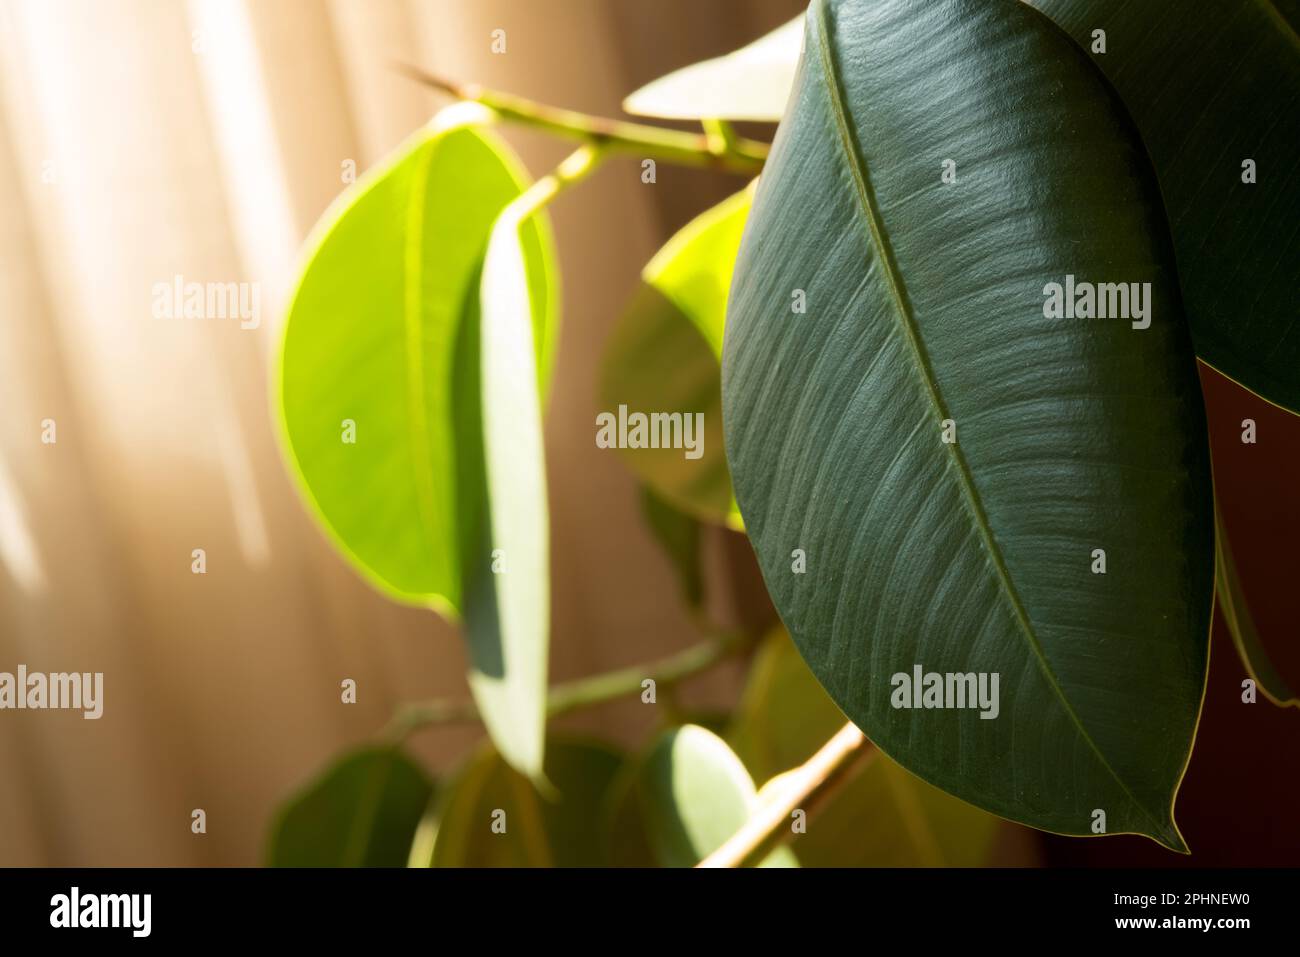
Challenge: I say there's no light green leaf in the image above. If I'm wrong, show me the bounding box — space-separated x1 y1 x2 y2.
275 108 558 779
635 725 797 867
1025 0 1300 413
722 0 1212 850
601 188 751 527
643 186 751 361
463 188 558 780
428 736 623 867
266 747 434 867
623 17 803 121
1216 506 1299 708
731 630 1000 866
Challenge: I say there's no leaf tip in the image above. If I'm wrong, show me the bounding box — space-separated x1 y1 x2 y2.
1147 816 1191 855
531 770 559 802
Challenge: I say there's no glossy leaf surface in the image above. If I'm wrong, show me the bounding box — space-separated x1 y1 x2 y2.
722 0 1213 848
1025 0 1300 412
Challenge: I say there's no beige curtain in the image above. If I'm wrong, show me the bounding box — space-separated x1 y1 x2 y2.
0 0 801 865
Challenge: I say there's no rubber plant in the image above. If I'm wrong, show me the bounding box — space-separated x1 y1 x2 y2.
267 0 1299 867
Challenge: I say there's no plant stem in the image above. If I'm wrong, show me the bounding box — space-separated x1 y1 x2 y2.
509 142 606 219
548 635 739 715
701 118 741 155
397 64 769 175
385 629 748 742
697 722 875 868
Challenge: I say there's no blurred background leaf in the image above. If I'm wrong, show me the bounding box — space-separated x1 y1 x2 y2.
428 736 622 867
601 188 752 528
730 630 1001 866
639 484 705 610
628 724 798 867
266 747 433 867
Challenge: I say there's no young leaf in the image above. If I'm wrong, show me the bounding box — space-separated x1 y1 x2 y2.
644 185 752 361
635 725 798 867
428 737 623 867
731 630 1000 866
722 0 1212 849
622 17 803 121
601 188 751 527
1025 0 1300 413
462 188 561 781
275 110 558 779
266 747 434 867
1215 507 1299 708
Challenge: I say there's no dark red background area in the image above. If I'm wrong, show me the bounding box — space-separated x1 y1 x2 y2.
1041 363 1300 866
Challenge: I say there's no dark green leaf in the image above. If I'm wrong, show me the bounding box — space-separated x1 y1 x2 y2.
601 759 662 867
629 3 1300 410
1024 0 1300 412
722 0 1212 849
266 747 433 867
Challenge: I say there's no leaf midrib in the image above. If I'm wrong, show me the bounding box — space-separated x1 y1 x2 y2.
808 0 1164 831
403 136 447 602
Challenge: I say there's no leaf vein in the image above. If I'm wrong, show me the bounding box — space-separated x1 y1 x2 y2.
403 137 444 597
808 0 1165 831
